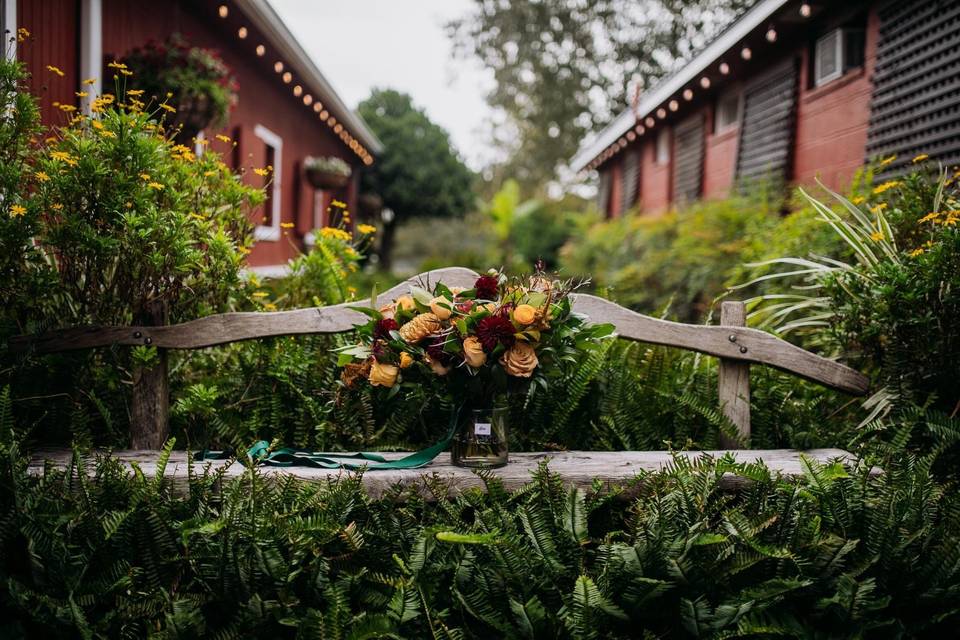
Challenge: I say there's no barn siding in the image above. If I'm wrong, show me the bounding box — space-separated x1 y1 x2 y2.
703 105 739 200
17 0 78 125
672 113 705 205
866 0 960 177
639 133 672 215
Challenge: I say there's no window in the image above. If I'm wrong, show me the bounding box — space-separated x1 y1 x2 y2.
253 124 282 241
655 128 671 164
814 27 865 86
714 90 741 132
303 190 328 246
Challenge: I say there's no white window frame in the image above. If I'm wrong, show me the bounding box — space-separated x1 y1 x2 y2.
303 190 326 247
253 124 283 241
1 0 16 62
655 128 671 165
814 29 843 87
714 89 742 133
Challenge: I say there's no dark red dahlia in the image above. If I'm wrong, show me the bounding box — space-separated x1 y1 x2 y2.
373 318 399 340
475 315 515 351
474 275 499 301
426 336 454 365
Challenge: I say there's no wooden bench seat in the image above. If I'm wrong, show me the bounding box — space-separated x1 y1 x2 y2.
28 448 876 498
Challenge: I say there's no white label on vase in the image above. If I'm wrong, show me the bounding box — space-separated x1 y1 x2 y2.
474 422 491 436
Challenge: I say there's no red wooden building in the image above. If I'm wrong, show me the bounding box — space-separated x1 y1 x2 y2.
572 0 960 218
3 0 382 275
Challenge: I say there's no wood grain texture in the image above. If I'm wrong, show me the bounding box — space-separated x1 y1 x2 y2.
28 448 878 499
571 294 869 395
718 302 751 447
10 267 481 353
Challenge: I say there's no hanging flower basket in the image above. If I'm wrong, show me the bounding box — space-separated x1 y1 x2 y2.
304 156 352 190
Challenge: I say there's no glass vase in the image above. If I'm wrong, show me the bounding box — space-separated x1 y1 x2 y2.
450 399 509 468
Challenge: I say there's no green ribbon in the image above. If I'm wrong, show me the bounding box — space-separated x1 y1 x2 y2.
194 407 459 471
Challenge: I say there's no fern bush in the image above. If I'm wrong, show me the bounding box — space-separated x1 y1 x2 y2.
3 390 960 638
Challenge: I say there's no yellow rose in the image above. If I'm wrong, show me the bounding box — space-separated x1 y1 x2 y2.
513 304 537 325
399 352 414 369
396 295 416 311
430 296 453 320
368 360 399 387
499 342 538 377
462 336 487 368
425 355 450 376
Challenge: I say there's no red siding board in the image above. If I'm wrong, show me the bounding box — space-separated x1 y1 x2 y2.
17 0 78 125
640 136 671 215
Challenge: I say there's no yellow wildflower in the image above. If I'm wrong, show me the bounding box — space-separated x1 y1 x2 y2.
203 170 217 177
237 245 251 255
263 303 278 311
912 153 929 163
870 230 884 242
919 211 941 224
57 104 76 113
357 224 376 234
869 203 887 214
49 150 78 166
107 61 127 70
91 120 104 130
75 91 88 98
879 155 896 167
127 89 144 97
82 77 96 85
944 212 959 226
139 173 151 181
50 203 63 211
17 27 30 42
120 69 133 76
34 171 50 183
188 212 205 221
319 227 352 242
851 196 865 205
46 65 65 77
251 291 269 298
909 247 925 257
159 103 176 113
10 204 26 217
253 167 270 177
98 129 116 139
280 222 295 229
147 182 164 190
872 180 900 194
215 134 232 143
331 199 346 207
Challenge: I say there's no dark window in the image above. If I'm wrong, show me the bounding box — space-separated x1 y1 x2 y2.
715 90 741 132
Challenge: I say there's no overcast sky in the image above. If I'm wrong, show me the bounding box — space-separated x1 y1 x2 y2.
270 0 494 171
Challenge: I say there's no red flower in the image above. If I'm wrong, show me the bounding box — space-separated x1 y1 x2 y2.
426 336 454 365
475 315 515 351
474 275 499 301
373 318 399 340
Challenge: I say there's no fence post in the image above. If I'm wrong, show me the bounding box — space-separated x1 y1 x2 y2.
718 301 750 448
130 301 169 449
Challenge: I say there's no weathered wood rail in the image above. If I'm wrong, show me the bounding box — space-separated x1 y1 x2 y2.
14 266 870 488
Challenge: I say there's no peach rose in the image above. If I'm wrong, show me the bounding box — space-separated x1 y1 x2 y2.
462 336 487 368
399 352 414 369
368 360 399 387
513 304 537 325
499 342 538 377
425 355 450 376
396 295 416 312
430 296 453 320
379 303 395 320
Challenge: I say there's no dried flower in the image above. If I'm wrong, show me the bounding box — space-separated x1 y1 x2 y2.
369 360 399 387
399 313 440 343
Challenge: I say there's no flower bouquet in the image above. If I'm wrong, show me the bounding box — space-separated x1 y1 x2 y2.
337 267 614 468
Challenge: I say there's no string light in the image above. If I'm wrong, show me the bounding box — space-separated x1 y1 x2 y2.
303 94 313 105
741 47 752 60
800 3 811 18
626 131 636 141
313 102 322 112
319 110 329 120
282 71 292 83
293 84 302 96
656 107 666 119
635 124 645 135
668 99 679 111
683 88 693 100
719 61 730 75
334 123 343 134
700 76 711 89
256 44 265 56
645 116 655 127
274 61 283 73
237 27 248 39
766 26 777 42
218 5 228 18
328 116 337 126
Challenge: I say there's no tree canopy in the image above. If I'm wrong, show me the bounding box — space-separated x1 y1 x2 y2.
358 89 475 222
448 0 754 189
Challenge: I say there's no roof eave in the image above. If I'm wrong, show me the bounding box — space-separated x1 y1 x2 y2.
234 0 384 156
569 0 793 173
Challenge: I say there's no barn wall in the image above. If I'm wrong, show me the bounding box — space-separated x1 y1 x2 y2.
703 106 739 200
639 133 672 215
17 0 78 124
793 7 879 190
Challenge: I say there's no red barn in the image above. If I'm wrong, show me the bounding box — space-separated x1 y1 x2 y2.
3 0 383 275
572 0 960 218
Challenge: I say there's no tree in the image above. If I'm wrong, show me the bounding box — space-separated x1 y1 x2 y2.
357 89 475 270
448 0 754 190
